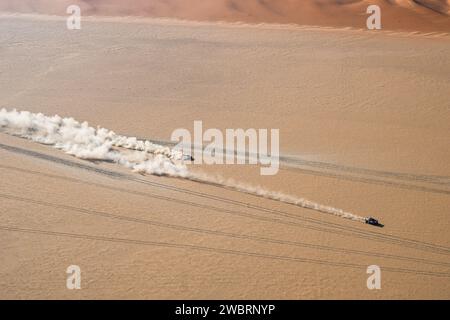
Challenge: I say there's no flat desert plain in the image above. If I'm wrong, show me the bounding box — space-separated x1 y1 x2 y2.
0 12 450 299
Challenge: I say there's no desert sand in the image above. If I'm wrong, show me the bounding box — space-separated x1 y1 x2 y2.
0 0 450 33
0 12 450 299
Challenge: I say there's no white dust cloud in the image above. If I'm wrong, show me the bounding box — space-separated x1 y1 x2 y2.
0 108 367 223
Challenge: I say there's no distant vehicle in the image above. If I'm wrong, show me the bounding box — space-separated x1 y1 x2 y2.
181 154 195 161
365 217 384 228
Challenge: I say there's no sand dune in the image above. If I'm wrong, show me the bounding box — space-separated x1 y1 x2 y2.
0 0 449 32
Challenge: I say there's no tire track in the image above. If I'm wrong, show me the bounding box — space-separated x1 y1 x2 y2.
1 225 449 278
1 191 449 268
147 138 450 188
2 142 450 256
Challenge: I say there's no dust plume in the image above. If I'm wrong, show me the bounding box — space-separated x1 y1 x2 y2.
0 108 367 223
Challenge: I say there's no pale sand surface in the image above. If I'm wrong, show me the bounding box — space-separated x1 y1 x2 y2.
1 15 450 299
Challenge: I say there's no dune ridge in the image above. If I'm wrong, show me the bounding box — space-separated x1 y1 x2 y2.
0 0 449 32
